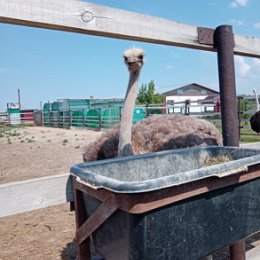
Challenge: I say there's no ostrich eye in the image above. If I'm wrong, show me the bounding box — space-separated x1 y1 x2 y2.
138 55 143 60
123 56 128 62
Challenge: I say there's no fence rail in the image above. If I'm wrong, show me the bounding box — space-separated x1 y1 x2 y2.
0 173 72 218
1 0 260 58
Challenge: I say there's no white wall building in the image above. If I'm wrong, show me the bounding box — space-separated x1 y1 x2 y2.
162 83 220 114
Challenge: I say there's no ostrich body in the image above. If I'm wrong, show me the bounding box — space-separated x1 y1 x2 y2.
83 115 222 162
250 88 260 133
83 48 222 162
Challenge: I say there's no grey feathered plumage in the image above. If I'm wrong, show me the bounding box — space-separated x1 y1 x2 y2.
83 114 223 162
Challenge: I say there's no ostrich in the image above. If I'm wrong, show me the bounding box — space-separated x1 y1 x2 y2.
83 48 222 162
250 88 260 133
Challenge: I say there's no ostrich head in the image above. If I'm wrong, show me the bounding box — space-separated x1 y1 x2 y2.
123 48 145 73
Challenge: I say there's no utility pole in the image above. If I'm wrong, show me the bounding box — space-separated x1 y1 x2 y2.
17 89 21 109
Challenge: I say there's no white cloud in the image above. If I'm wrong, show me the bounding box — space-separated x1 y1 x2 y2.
254 22 260 29
228 19 244 26
234 57 260 95
253 58 260 66
235 56 251 77
230 0 249 8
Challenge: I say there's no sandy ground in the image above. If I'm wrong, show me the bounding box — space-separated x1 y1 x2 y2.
0 126 259 259
0 126 102 184
0 126 101 260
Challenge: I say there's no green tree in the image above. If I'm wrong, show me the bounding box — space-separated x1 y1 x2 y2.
136 84 148 104
136 80 163 105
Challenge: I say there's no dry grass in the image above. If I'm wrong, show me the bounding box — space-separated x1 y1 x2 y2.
203 155 231 167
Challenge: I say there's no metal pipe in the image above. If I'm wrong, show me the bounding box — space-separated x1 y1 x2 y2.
230 239 246 260
214 25 245 260
17 88 21 109
214 25 239 146
253 88 259 110
238 96 243 139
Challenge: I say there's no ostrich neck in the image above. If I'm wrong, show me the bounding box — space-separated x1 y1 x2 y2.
253 89 259 110
118 70 140 156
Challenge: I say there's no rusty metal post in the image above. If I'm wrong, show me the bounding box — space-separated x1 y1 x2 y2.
230 239 246 260
214 25 245 260
214 25 239 146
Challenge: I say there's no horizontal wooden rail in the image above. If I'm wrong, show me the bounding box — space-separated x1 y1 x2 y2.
0 173 73 218
0 0 260 58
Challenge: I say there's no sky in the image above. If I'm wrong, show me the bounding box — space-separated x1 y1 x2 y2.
1 0 260 111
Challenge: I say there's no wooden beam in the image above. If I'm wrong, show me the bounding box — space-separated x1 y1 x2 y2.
0 0 260 58
0 173 73 218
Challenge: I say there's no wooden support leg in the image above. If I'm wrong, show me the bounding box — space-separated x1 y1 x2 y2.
230 239 246 260
76 193 118 246
73 179 91 260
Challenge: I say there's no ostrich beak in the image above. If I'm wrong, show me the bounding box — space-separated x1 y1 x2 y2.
125 57 144 72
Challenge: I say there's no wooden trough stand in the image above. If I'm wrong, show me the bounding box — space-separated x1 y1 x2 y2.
0 0 260 259
70 147 260 260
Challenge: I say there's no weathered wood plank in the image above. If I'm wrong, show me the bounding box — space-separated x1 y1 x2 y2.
0 0 260 58
0 173 73 218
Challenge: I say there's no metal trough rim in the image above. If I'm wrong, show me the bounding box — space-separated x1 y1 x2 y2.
70 146 260 193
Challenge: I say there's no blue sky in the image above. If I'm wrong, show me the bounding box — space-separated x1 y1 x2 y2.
1 0 260 111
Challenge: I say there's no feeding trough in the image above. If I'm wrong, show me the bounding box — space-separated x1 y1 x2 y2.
70 146 260 260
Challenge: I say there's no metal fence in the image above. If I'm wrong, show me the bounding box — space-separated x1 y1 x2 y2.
0 102 233 127
0 111 35 125
1 100 258 138
1 103 219 126
41 107 121 130
41 106 147 129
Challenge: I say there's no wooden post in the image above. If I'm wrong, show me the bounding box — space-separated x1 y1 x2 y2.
162 96 167 114
58 111 61 128
82 109 85 128
146 104 149 117
48 101 51 126
73 177 91 260
69 110 72 128
98 108 102 130
119 106 122 122
237 96 243 139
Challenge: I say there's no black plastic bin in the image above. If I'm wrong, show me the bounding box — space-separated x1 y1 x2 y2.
70 146 260 260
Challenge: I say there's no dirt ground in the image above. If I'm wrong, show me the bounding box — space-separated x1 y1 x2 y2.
0 126 259 259
0 126 101 260
0 126 102 184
